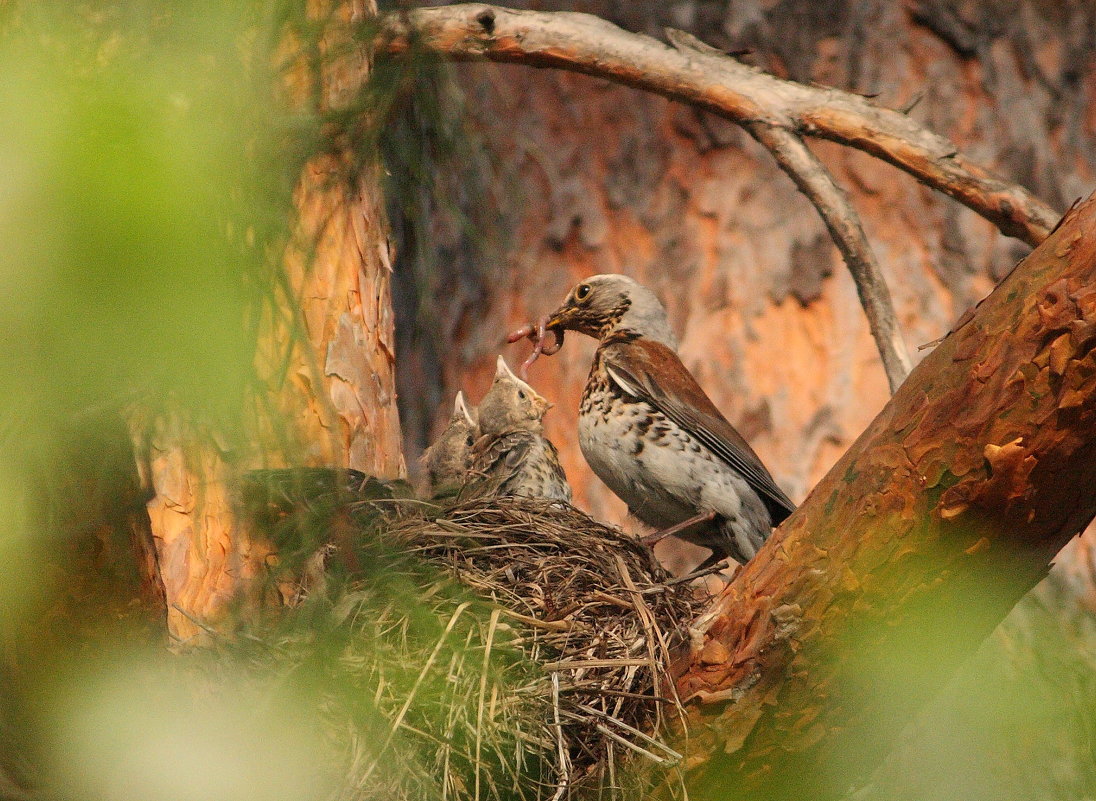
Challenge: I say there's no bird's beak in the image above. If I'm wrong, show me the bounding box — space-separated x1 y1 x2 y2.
495 355 518 380
545 301 575 331
454 391 476 427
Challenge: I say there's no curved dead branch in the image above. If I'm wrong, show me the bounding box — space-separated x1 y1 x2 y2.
375 4 1059 248
743 119 912 391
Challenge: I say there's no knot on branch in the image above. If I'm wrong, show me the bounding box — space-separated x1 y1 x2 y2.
475 8 496 35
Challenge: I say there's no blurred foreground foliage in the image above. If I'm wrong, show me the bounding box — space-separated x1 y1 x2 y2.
0 3 532 800
0 0 306 630
858 583 1096 801
0 2 1093 801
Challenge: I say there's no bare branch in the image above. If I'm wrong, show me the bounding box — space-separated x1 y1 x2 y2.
672 193 1096 800
375 4 1059 247
744 120 911 391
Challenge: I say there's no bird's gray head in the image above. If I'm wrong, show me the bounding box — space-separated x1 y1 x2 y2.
545 274 677 347
477 356 552 437
419 391 478 491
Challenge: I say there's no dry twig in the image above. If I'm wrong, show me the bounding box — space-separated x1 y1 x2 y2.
376 4 1058 246
742 119 912 390
377 4 1064 390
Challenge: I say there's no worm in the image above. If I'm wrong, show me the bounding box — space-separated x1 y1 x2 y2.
506 315 564 378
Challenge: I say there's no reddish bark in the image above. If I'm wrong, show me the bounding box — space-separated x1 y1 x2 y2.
377 3 1096 794
143 0 403 641
387 1 1096 589
378 3 1071 395
672 194 1096 799
377 4 1058 247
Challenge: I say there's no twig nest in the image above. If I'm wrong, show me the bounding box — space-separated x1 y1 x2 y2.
369 496 705 799
238 470 704 800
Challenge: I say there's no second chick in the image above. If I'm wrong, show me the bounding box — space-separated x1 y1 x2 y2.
467 356 572 503
420 391 478 498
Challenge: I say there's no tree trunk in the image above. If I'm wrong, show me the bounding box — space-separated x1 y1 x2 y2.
379 3 1096 795
144 0 403 641
668 191 1096 798
389 0 1096 594
41 413 168 645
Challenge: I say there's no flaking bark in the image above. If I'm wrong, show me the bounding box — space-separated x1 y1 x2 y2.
376 2 1066 396
671 193 1096 800
143 0 404 641
741 119 911 391
376 4 1058 246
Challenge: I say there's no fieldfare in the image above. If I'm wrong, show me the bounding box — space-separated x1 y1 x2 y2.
467 356 572 503
539 274 794 569
420 391 477 498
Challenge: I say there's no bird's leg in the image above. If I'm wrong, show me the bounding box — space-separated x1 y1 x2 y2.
665 555 737 587
640 510 717 547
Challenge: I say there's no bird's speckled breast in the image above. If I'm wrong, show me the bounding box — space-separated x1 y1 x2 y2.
578 348 697 528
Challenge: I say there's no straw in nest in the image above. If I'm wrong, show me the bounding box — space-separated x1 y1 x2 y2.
239 473 705 800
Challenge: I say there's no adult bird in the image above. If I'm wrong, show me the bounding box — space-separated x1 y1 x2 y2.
467 356 572 503
541 274 794 570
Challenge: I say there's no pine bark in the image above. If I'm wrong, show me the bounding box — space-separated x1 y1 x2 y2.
671 193 1096 800
144 0 403 641
380 5 1096 792
390 0 1096 591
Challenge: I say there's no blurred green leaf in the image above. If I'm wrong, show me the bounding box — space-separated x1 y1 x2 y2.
43 652 335 801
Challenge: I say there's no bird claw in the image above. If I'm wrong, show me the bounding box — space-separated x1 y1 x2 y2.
664 559 734 587
506 315 564 379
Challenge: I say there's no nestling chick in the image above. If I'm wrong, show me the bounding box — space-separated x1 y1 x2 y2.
542 274 795 570
467 357 572 503
420 391 478 498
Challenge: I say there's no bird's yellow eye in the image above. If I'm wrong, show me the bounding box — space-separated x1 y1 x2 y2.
576 284 591 301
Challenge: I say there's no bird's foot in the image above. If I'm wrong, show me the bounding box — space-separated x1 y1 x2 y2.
665 555 737 587
640 510 717 547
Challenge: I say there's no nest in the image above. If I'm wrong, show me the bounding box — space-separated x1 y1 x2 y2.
376 497 704 798
239 473 704 800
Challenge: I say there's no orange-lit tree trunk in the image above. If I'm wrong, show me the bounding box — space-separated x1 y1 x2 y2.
388 0 1096 591
144 1 404 641
376 4 1096 793
670 193 1096 800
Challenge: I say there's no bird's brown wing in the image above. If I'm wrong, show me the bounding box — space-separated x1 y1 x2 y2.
602 337 796 523
469 431 534 497
469 431 571 502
